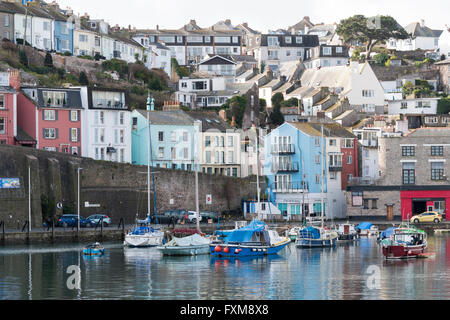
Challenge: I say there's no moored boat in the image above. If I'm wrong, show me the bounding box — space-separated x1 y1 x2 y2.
157 233 210 256
336 223 359 243
287 226 303 242
296 226 338 248
124 226 164 247
356 222 379 237
381 226 427 259
83 242 105 256
210 220 290 258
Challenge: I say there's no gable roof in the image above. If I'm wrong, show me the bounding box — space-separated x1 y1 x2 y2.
136 109 194 125
288 122 355 138
198 55 236 66
185 111 232 132
404 22 443 38
289 17 314 31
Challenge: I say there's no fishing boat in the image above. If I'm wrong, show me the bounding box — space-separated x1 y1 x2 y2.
210 220 290 257
336 223 359 243
157 233 211 256
296 226 338 248
381 226 428 259
124 226 164 247
83 242 105 256
356 222 379 237
287 226 303 241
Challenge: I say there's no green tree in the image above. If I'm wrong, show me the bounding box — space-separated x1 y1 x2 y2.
269 103 285 126
271 92 284 106
336 15 408 61
19 50 28 67
260 61 266 74
437 98 450 114
79 71 89 85
373 53 390 66
44 52 53 68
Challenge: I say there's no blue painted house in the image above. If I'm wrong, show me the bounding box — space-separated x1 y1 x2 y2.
264 121 328 221
131 109 196 170
46 7 73 54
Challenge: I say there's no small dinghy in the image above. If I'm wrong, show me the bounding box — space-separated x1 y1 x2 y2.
83 242 105 256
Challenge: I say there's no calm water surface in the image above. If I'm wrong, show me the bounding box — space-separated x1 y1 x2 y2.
1 235 450 300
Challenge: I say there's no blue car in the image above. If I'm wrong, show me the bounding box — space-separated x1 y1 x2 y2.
56 214 94 228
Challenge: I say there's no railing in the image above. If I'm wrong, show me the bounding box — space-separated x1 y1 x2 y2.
93 99 126 110
271 181 308 193
329 164 343 172
271 144 295 154
271 162 299 173
361 139 378 147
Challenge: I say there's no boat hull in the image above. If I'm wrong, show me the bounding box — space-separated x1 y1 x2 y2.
124 234 164 247
382 244 427 259
296 237 337 248
157 244 210 256
210 239 290 258
83 248 104 256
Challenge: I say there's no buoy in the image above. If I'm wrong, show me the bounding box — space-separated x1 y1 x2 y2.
215 246 222 252
223 247 230 253
234 249 239 254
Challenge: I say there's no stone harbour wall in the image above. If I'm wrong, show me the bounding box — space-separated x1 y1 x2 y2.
0 144 261 228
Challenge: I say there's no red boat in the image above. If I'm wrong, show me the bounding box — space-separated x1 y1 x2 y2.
381 226 427 259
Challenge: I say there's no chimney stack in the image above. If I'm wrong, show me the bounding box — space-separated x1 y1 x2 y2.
420 19 425 27
9 69 21 91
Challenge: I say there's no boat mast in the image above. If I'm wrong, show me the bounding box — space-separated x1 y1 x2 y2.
195 122 201 233
255 127 261 217
146 93 153 223
321 124 324 230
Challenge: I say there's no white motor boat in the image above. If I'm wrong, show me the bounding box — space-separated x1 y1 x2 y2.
124 226 164 247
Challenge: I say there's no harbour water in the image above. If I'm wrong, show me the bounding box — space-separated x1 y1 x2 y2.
1 234 450 300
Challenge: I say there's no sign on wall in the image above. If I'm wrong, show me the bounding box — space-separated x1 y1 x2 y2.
0 178 20 189
206 194 212 205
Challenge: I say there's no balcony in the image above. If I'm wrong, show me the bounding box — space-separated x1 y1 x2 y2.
271 162 299 173
329 164 342 172
271 144 295 154
271 181 308 193
93 99 127 110
361 139 378 147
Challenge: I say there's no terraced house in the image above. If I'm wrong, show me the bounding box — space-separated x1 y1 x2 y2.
132 19 243 66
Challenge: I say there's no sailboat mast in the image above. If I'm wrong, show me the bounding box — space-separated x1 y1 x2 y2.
147 94 152 221
256 127 260 208
195 123 200 233
321 124 324 229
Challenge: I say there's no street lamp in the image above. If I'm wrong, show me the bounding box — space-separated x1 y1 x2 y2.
77 167 82 231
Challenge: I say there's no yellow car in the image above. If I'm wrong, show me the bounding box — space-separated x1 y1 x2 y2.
410 211 442 224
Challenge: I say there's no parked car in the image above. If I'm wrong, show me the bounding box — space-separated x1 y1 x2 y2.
200 211 219 223
410 211 442 224
163 210 187 223
187 211 202 224
56 214 93 228
87 214 111 226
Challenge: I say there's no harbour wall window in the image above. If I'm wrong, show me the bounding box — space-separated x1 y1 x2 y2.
431 162 444 180
431 146 444 156
402 146 415 157
402 162 415 185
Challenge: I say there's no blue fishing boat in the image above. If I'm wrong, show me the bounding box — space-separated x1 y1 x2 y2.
296 226 338 248
210 220 290 258
83 242 105 256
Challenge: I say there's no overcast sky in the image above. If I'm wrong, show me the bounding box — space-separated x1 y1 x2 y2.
54 0 449 32
53 0 450 53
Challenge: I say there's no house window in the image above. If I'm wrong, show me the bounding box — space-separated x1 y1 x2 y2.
400 102 408 109
431 162 444 180
206 151 211 163
323 47 332 55
43 128 56 139
347 155 353 164
70 128 78 142
119 112 124 125
158 147 164 159
267 36 279 46
227 136 234 147
402 146 415 157
344 139 354 148
205 136 211 147
347 174 353 183
402 162 415 185
228 151 234 163
329 139 336 146
295 36 302 44
0 117 5 134
99 128 105 143
158 131 164 141
70 110 78 122
43 21 50 31
183 147 188 159
95 148 99 159
176 36 183 43
43 110 56 121
171 131 176 142
204 36 211 43
0 95 4 109
330 171 337 180
336 47 342 53
4 15 9 27
43 91 67 107
362 90 375 97
431 146 444 156
119 130 124 143
285 36 292 44
100 148 105 160
171 147 176 160
99 111 104 124
79 34 88 42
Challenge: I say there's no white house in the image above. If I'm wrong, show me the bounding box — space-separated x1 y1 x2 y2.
387 20 443 51
197 55 237 82
78 87 132 163
299 62 386 114
176 77 234 108
353 127 382 182
303 45 349 69
388 97 440 115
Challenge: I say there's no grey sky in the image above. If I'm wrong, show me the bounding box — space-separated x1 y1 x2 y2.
54 0 449 32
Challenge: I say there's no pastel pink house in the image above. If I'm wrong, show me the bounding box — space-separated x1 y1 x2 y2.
18 87 83 155
0 70 35 146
